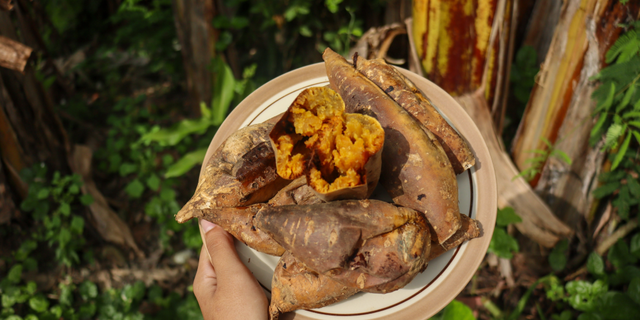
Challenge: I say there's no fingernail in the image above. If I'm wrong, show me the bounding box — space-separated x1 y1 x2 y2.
200 219 217 233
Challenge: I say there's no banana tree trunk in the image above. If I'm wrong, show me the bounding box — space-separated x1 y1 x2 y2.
511 0 640 231
411 0 573 247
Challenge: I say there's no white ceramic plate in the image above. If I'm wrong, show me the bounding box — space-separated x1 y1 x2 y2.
199 63 497 320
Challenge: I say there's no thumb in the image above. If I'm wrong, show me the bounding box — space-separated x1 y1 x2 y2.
200 219 247 277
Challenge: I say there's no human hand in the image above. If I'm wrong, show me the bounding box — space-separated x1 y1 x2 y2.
193 219 269 320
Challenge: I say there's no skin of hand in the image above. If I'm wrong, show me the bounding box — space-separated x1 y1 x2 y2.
193 219 269 320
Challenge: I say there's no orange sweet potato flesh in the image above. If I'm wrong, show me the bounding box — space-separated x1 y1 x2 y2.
270 87 384 201
323 47 461 244
255 200 430 293
269 252 358 320
354 55 475 174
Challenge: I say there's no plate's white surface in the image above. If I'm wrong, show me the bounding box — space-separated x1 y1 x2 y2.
202 63 496 320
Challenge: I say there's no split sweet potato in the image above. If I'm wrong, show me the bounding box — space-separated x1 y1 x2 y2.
270 87 385 201
269 251 358 320
255 200 430 292
428 214 482 261
354 55 475 174
323 48 461 244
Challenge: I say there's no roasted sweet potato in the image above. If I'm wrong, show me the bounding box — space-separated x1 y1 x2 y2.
270 87 384 201
198 204 285 256
428 214 482 261
255 200 430 292
354 55 475 174
269 252 358 320
267 176 324 206
323 48 461 244
176 122 289 223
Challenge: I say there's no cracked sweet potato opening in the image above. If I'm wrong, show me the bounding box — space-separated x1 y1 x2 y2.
270 87 384 198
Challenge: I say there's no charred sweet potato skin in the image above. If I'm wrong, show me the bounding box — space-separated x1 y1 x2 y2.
176 122 289 223
323 48 461 244
255 200 430 292
428 214 482 261
269 252 357 320
355 57 475 174
200 204 285 256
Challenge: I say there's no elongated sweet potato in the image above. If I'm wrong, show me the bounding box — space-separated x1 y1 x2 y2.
176 122 290 223
269 252 358 320
354 55 475 174
270 87 384 201
197 204 285 256
323 48 461 244
428 214 482 261
255 200 430 292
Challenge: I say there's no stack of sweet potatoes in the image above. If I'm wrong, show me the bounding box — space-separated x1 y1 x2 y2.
175 48 482 320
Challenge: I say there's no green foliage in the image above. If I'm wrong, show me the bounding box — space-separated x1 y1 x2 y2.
429 300 476 320
514 137 573 182
590 20 640 224
488 207 521 259
19 166 91 267
510 45 539 105
549 239 569 272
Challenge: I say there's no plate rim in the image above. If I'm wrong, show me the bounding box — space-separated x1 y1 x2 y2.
198 62 497 320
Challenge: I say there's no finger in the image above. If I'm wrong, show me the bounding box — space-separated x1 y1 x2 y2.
193 243 217 300
200 219 250 278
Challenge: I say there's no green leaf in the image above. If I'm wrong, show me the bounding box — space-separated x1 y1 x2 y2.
37 188 50 200
28 295 49 313
125 179 145 198
593 181 621 198
140 117 213 146
146 174 161 191
80 193 94 206
441 300 475 320
496 207 522 227
79 281 98 301
200 102 212 120
164 148 207 178
50 305 63 318
587 252 605 276
299 25 313 37
591 114 608 138
551 149 572 165
623 111 640 119
593 291 640 320
211 57 236 126
325 0 343 13
159 188 176 202
630 233 640 259
15 240 37 261
566 280 608 312
599 82 616 112
549 239 568 271
610 266 640 286
79 302 97 318
58 202 70 216
629 121 640 128
119 162 138 177
552 310 573 320
604 123 624 150
70 216 84 234
121 281 146 304
24 282 37 295
488 227 519 259
620 83 636 110
68 183 80 194
58 228 71 247
608 239 638 269
628 278 640 305
612 132 632 170
8 264 23 284
59 283 73 306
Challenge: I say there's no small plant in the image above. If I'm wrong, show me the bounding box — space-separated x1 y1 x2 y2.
488 207 521 259
19 165 93 267
514 137 573 182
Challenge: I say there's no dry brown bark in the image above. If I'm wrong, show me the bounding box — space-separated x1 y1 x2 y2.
511 0 640 231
